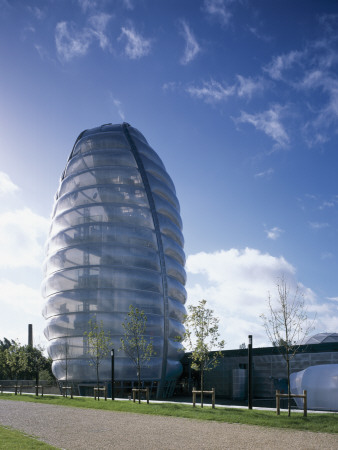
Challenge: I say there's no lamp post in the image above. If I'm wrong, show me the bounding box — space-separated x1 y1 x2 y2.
111 348 115 400
248 335 253 409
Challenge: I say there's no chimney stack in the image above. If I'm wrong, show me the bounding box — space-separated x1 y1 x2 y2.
28 324 33 347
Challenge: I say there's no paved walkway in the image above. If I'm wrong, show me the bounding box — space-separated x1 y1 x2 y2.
0 400 337 449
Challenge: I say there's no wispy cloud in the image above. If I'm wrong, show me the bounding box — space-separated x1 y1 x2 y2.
78 0 99 13
88 13 113 50
265 226 283 240
122 0 134 9
309 222 329 230
179 20 200 65
0 208 49 268
203 0 233 25
110 94 125 121
236 75 265 99
119 26 151 59
321 252 334 260
55 22 93 61
254 168 274 179
0 172 19 196
264 50 304 80
27 6 45 20
248 27 272 42
186 79 235 103
55 15 112 61
235 105 289 148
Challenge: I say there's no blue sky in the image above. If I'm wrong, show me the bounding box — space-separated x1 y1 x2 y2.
1 0 338 349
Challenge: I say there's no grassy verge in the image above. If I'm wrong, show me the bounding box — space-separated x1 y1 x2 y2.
0 393 337 434
0 425 59 449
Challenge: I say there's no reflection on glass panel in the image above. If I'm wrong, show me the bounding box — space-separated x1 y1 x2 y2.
43 124 186 394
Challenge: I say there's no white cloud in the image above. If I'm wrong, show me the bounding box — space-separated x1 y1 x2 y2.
88 13 113 50
0 172 19 196
0 208 49 268
119 26 151 59
162 81 180 92
27 6 45 20
55 22 92 61
180 20 200 65
110 95 125 121
309 222 329 230
254 168 274 179
203 0 233 25
236 75 264 99
55 16 112 61
0 279 42 316
78 0 98 13
264 50 303 80
185 249 330 348
122 0 134 9
186 79 235 103
265 226 283 240
186 248 301 348
235 105 289 148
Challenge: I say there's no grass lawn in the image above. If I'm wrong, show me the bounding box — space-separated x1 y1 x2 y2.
0 425 59 449
0 393 337 434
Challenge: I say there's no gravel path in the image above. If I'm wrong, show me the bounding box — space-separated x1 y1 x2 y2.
0 400 337 450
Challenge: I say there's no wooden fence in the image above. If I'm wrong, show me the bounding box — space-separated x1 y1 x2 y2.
276 390 307 417
192 387 215 408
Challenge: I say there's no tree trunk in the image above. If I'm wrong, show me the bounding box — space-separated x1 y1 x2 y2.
138 366 141 404
97 362 100 401
287 357 291 417
35 371 39 397
201 368 204 408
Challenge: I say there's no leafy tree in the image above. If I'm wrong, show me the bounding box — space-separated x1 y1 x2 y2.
260 276 314 416
120 305 155 403
24 345 50 393
180 299 225 407
4 341 28 387
84 316 111 395
0 338 16 379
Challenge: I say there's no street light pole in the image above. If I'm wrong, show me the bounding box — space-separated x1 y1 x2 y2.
111 348 115 400
248 335 253 409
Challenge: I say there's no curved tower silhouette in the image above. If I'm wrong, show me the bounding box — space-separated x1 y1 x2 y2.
42 123 186 396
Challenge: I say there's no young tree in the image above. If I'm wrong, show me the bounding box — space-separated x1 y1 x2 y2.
180 299 225 408
57 330 71 395
120 305 155 403
260 276 314 416
84 317 111 396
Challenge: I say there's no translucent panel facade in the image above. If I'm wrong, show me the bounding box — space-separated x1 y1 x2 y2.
42 123 186 394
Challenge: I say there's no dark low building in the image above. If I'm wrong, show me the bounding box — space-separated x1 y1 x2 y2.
178 333 338 400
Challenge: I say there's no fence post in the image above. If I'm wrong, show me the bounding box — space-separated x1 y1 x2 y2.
192 387 196 407
19 386 23 396
41 386 44 398
146 387 149 404
276 390 280 415
212 388 215 409
133 389 136 402
303 390 307 417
